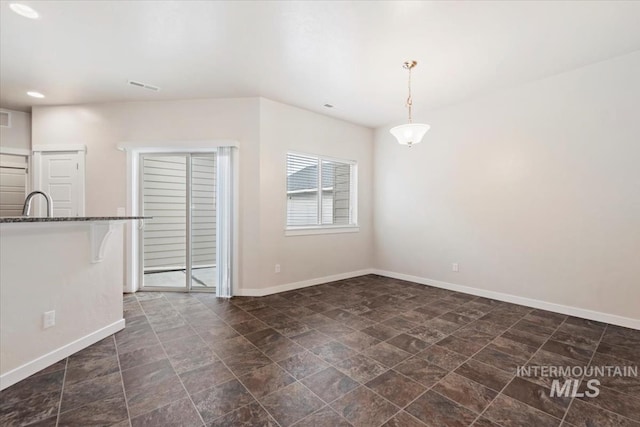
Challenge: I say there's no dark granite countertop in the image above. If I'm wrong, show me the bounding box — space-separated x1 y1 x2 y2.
0 216 149 223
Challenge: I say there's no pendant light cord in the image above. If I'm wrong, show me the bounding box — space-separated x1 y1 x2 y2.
406 63 413 124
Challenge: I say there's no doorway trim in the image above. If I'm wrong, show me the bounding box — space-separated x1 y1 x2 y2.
118 140 239 296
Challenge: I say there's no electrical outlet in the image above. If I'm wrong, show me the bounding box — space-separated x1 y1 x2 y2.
275 264 281 273
452 263 459 272
43 310 55 329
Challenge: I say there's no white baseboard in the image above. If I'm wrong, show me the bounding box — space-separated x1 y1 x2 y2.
0 319 126 391
372 269 640 330
235 269 375 297
235 268 639 330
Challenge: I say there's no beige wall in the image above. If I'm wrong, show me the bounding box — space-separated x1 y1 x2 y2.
258 99 373 289
374 52 640 322
31 97 374 292
29 51 640 324
0 109 31 151
1 222 124 381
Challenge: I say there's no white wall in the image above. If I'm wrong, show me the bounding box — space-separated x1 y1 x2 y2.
257 99 373 290
0 109 31 152
1 222 124 386
374 51 640 323
32 98 263 291
31 97 374 292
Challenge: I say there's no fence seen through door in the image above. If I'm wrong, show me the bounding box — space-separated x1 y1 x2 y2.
141 153 217 291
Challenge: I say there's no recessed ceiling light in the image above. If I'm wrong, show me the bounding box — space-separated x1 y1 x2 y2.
128 80 161 92
323 104 334 108
27 91 45 98
9 3 39 19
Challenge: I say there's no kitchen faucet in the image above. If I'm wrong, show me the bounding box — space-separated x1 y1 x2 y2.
22 191 53 217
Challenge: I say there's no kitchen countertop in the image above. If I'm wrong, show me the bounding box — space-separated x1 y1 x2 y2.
0 216 149 223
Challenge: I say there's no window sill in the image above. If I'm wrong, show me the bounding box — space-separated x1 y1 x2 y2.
285 225 360 236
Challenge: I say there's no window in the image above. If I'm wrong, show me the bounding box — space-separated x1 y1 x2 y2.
286 152 357 232
0 153 28 217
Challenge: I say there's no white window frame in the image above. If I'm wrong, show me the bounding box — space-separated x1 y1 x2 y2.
285 151 359 236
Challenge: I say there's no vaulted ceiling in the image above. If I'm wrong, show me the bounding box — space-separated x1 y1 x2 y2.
2 1 640 127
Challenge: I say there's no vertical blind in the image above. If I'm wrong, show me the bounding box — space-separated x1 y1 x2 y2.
142 155 216 271
286 153 355 227
216 147 233 298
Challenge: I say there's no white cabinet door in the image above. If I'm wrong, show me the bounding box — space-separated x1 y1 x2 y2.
36 151 85 217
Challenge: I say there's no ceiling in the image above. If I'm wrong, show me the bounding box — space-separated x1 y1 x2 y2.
1 1 640 128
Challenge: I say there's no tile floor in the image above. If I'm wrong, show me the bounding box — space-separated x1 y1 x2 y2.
1 274 639 426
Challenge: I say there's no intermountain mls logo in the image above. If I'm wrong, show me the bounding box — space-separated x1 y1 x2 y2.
516 365 638 398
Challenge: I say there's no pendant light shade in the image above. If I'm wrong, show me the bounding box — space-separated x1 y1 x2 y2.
389 123 430 146
390 60 430 146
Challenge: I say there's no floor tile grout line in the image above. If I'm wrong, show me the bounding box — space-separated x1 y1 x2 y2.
212 283 636 423
120 286 616 416
288 405 338 427
282 290 515 426
209 358 284 427
562 394 640 427
288 284 555 422
139 286 636 427
469 313 575 427
370 303 542 425
193 294 359 425
7 277 638 427
191 292 408 426
161 293 284 427
287 376 357 425
293 294 516 426
361 296 513 402
292 366 408 427
135 294 208 427
49 338 127 424
54 357 69 427
356 297 506 425
112 333 134 427
158 295 255 423
558 323 607 427
372 312 518 426
273 353 365 423
225 316 376 426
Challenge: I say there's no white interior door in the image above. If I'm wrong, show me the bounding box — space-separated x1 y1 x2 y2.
36 151 85 217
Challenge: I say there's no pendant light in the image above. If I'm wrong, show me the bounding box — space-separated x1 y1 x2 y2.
390 60 430 146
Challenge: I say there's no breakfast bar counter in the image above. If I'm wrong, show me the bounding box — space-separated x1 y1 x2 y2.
0 216 145 390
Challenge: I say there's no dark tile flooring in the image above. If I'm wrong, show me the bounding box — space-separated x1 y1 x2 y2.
1 274 639 426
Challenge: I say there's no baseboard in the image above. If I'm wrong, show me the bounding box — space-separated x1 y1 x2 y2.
372 269 640 330
234 267 639 330
0 319 126 390
235 269 375 297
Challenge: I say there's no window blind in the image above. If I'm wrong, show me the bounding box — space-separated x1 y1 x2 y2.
0 154 28 217
321 159 352 225
286 153 354 227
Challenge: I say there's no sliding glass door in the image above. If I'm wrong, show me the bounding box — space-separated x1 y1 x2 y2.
140 153 217 293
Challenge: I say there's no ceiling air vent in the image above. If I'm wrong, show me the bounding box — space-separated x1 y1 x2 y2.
0 111 10 128
127 80 160 92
